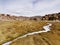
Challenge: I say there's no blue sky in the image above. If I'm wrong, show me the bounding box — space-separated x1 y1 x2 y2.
0 0 60 16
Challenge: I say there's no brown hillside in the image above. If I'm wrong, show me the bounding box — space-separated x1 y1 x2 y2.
0 12 60 21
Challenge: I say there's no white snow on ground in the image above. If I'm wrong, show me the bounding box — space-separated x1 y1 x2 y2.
2 23 52 45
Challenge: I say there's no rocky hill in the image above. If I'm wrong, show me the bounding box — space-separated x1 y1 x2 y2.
0 12 60 21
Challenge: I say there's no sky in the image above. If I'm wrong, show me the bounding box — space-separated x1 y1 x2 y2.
0 0 60 17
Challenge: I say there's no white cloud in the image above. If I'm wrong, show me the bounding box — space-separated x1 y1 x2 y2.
0 0 60 16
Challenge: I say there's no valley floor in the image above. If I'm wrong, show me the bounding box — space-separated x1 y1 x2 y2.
10 22 60 45
0 21 60 45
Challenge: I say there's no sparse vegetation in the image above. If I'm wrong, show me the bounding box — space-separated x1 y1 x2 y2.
10 21 60 45
0 21 47 44
0 20 60 45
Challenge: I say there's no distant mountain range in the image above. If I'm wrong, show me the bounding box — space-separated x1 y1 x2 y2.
0 12 60 21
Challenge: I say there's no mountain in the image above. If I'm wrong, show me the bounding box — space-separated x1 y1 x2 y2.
0 12 60 21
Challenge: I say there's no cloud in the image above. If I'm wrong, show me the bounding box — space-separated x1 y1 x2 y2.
0 0 60 16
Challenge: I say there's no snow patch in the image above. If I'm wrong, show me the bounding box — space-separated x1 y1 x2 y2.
2 23 52 45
